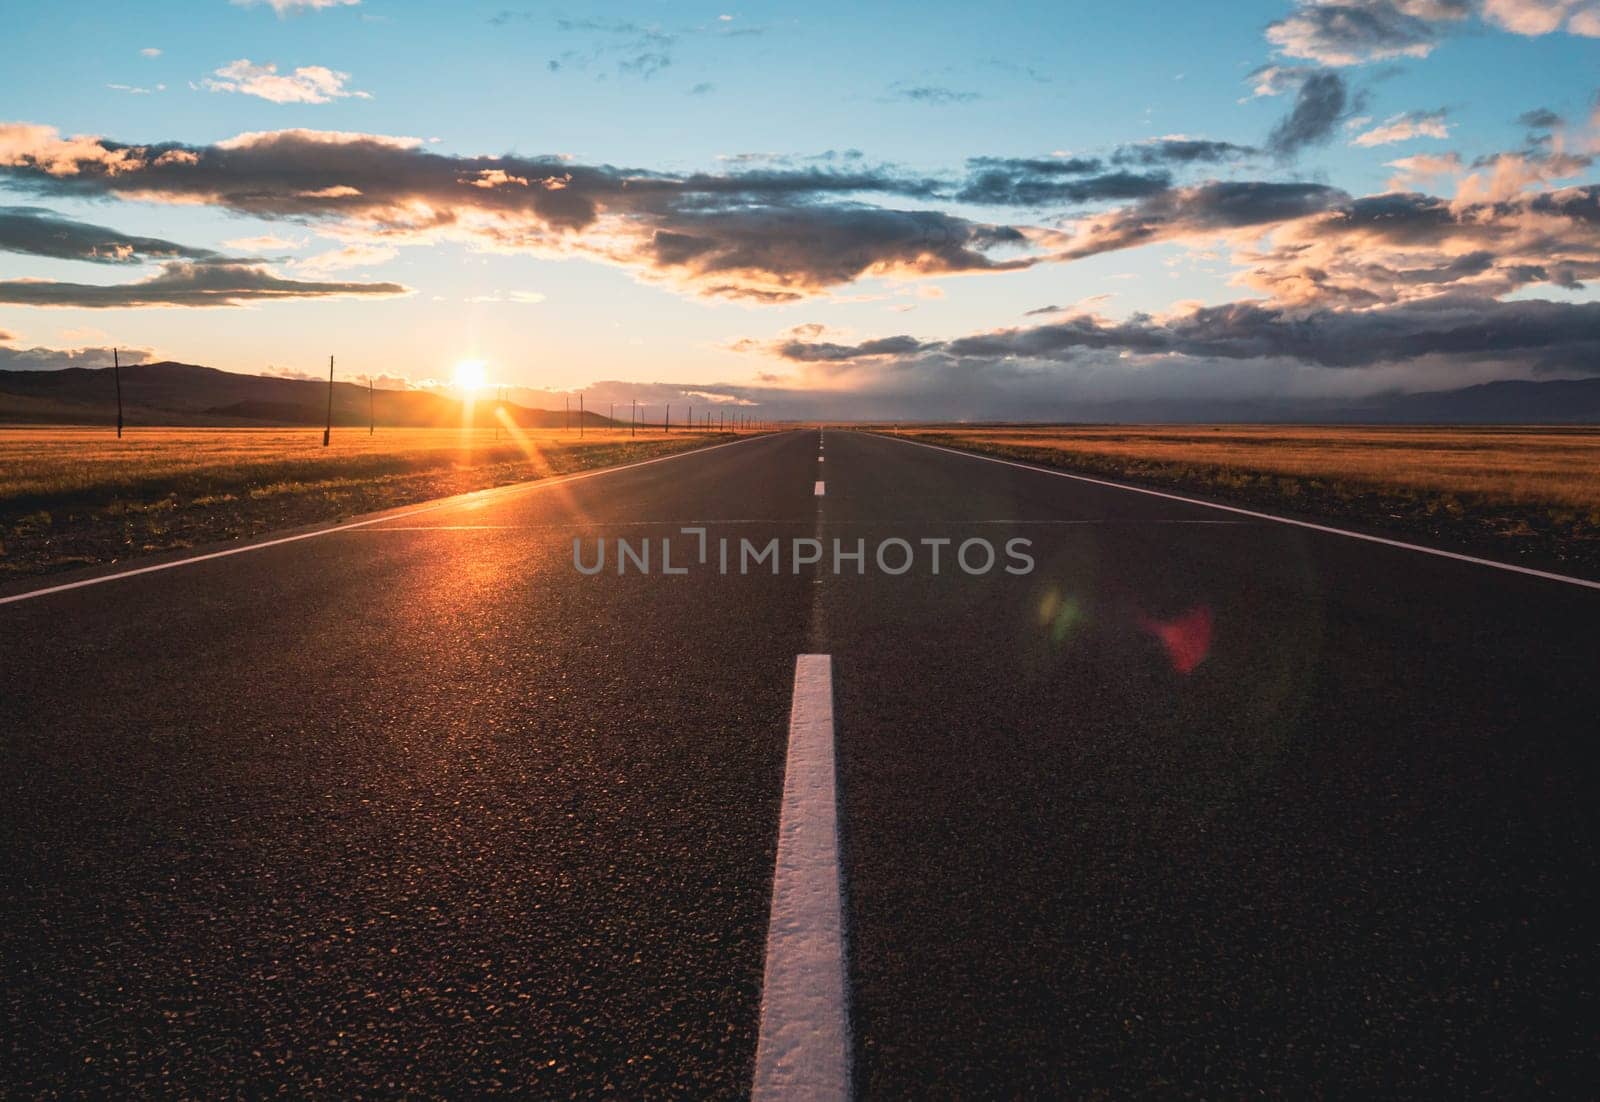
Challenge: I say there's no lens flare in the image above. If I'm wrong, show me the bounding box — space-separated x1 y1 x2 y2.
1139 605 1214 675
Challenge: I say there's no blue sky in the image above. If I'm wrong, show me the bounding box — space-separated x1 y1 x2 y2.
1 0 1597 416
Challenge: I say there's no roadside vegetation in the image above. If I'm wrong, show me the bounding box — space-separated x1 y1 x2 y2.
899 425 1600 578
0 426 731 579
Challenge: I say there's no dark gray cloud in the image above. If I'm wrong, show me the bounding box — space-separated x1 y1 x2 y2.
953 142 1255 206
965 155 1105 175
0 205 220 263
1054 180 1348 260
750 296 1600 375
760 334 925 362
643 206 1035 297
1517 107 1565 129
1267 70 1352 157
0 260 408 308
1110 139 1258 166
956 165 1171 206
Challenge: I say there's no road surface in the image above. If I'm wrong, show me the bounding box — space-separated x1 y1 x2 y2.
3 429 1596 1096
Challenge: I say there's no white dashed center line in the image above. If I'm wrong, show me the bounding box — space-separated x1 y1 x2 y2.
814 481 826 496
753 655 851 1101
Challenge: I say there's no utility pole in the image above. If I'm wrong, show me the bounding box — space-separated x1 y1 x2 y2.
631 399 636 437
609 402 614 429
665 403 670 433
369 375 375 436
113 348 123 439
579 393 584 438
565 395 570 433
323 355 334 447
687 405 692 435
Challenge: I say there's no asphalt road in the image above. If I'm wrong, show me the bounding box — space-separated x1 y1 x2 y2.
2 428 1596 1097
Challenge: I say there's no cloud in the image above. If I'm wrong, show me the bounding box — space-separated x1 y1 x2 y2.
463 289 546 304
1 120 1590 314
0 205 219 263
0 123 1041 301
541 16 683 80
956 158 1171 206
889 84 981 105
1051 180 1349 261
1265 0 1600 70
0 260 408 308
140 47 162 58
201 59 369 104
619 51 671 78
746 295 1600 375
1231 183 1600 305
1110 138 1259 165
107 83 165 95
293 243 398 273
231 0 361 14
222 233 304 251
1246 64 1320 97
1267 70 1354 156
1265 1 1471 66
1351 107 1451 145
1481 0 1600 37
1384 151 1463 188
0 339 155 371
1517 107 1565 129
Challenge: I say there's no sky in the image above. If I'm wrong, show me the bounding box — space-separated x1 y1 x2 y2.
0 0 1597 418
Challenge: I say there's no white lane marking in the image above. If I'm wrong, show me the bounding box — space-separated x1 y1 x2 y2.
754 654 851 1102
0 434 774 608
814 481 826 496
877 433 1600 592
819 456 826 463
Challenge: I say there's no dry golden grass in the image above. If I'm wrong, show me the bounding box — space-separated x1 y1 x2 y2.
905 425 1600 515
0 425 713 502
0 425 729 577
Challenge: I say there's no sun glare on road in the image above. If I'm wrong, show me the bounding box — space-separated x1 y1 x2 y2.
453 359 488 391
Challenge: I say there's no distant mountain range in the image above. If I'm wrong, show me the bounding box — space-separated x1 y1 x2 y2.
1 360 1598 425
0 361 613 428
1045 377 1600 424
1341 377 1600 423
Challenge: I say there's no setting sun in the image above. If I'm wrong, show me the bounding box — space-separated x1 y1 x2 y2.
452 359 488 391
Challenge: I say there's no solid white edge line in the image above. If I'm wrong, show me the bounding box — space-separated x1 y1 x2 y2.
814 481 826 496
0 431 777 607
753 654 851 1102
873 432 1600 592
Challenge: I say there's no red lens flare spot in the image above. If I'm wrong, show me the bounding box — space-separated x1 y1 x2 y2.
1139 605 1214 675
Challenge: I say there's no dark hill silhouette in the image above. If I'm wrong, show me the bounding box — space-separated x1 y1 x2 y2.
0 361 614 428
1342 377 1600 423
3 359 1599 425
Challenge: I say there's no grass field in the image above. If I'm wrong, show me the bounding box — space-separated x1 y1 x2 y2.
901 425 1600 576
0 425 731 579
